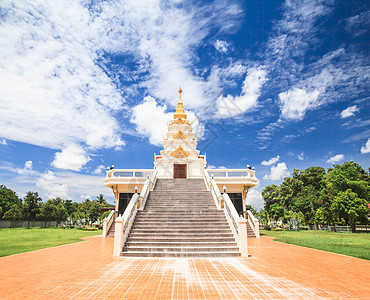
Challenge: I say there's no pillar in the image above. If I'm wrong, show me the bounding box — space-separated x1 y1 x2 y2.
238 217 248 257
113 216 124 257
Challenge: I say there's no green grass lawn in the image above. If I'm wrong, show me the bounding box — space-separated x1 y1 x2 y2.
261 230 370 260
0 227 102 257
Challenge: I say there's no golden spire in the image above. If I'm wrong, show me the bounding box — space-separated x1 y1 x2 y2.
174 86 187 119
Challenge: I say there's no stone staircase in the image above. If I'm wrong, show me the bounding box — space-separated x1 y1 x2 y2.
106 220 115 238
246 219 257 238
121 178 240 257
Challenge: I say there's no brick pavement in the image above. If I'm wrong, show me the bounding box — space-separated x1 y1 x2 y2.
0 235 368 299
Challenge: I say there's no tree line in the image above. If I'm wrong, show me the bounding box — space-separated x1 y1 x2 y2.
260 161 369 232
0 187 113 228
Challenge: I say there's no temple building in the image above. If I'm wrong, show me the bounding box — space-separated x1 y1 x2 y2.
104 88 260 257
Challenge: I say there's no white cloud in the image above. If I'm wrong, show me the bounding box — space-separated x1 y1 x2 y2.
261 155 280 166
326 154 344 164
92 165 106 175
93 1 242 110
345 11 370 37
214 40 229 53
0 0 125 152
51 145 91 171
216 67 267 118
131 96 203 147
360 138 370 154
36 169 110 201
298 152 305 160
17 160 35 175
341 105 359 118
131 96 172 146
1 139 7 145
263 162 289 180
206 165 227 169
279 88 320 120
37 171 69 199
245 189 264 210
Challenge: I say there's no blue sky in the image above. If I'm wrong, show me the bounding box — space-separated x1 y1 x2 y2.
0 0 369 209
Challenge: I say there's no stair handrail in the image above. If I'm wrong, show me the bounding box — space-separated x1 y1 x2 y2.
204 169 248 256
223 192 249 257
222 193 240 244
139 169 157 209
113 169 157 256
246 210 260 238
149 169 158 191
113 193 140 257
204 169 223 209
102 209 117 237
203 169 211 191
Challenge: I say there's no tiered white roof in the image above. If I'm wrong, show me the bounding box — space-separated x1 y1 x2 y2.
154 88 206 178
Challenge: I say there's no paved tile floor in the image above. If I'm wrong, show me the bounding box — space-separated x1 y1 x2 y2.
0 235 369 299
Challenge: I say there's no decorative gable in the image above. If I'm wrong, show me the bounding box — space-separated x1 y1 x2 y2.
169 118 189 125
173 130 187 140
171 145 189 158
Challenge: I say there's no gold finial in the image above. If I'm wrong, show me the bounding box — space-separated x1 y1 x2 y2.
178 86 183 102
174 86 187 119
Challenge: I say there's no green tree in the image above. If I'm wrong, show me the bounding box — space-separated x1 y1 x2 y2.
328 161 369 200
52 197 63 205
23 191 42 228
257 209 270 229
64 199 77 216
37 200 56 227
0 185 21 218
3 203 23 227
54 203 68 226
262 185 281 212
245 205 257 215
96 194 109 207
332 189 368 232
319 175 338 231
269 203 285 222
88 200 101 224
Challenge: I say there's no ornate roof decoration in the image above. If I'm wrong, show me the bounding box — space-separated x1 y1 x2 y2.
173 87 187 119
169 118 189 125
173 130 187 140
171 145 189 158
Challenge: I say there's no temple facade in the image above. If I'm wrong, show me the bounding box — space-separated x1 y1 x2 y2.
105 88 258 215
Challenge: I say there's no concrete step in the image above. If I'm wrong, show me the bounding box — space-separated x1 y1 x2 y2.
126 241 237 247
130 228 232 234
132 223 230 231
134 221 228 226
126 237 237 242
120 251 241 257
123 246 240 252
119 178 240 257
137 210 223 214
129 233 234 238
135 216 227 221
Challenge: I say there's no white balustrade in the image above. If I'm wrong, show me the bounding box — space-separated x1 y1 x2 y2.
113 170 157 257
206 169 255 178
246 210 260 238
102 209 116 237
106 169 154 179
203 170 249 257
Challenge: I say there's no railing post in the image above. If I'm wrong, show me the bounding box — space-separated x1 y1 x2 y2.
218 196 224 208
238 217 248 257
254 218 260 238
102 218 108 237
113 216 124 257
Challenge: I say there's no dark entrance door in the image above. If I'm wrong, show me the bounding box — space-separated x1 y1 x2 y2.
118 193 134 215
174 164 187 178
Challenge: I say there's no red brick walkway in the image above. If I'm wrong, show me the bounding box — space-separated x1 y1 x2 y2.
0 236 369 299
